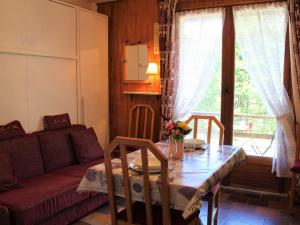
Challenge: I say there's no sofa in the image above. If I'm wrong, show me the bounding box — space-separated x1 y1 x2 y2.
0 119 108 225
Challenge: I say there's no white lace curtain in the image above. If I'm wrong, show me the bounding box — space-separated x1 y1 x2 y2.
233 2 296 177
172 8 225 120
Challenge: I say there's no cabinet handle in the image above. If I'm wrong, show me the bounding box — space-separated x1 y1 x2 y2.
81 96 85 124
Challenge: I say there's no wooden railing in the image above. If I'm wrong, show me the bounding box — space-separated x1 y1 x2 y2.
191 112 275 136
191 112 275 155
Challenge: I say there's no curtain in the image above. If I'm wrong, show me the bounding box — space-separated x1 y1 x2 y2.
159 0 178 123
289 0 300 125
172 8 224 120
233 2 296 177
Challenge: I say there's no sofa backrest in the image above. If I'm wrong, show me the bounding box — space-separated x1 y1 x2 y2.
35 125 86 172
0 124 87 181
0 135 45 181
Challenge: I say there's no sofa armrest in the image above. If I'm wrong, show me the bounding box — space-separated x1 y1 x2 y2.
0 205 11 225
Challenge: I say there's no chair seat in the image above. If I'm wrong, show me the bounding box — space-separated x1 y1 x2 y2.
117 202 200 225
291 159 300 173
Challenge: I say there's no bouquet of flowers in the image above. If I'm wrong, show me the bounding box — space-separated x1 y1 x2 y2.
161 120 192 141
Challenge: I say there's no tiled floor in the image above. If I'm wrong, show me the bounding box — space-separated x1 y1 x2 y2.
73 190 300 225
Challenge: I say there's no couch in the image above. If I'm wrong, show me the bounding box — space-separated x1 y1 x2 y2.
0 124 108 225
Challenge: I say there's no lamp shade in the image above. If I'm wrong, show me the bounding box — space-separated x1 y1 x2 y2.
146 63 158 74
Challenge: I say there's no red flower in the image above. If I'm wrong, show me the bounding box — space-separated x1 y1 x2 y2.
166 120 174 130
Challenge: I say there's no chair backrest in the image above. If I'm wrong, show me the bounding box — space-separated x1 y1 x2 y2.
104 136 170 225
185 115 224 145
128 104 155 140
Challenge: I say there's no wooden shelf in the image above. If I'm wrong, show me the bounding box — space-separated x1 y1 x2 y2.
123 91 161 96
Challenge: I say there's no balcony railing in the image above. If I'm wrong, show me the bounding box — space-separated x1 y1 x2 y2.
191 111 275 156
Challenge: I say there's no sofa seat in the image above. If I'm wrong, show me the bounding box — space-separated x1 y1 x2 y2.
52 159 104 178
0 174 89 225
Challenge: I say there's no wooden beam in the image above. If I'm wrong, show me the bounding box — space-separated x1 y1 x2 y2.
94 0 118 3
221 7 235 145
177 0 286 11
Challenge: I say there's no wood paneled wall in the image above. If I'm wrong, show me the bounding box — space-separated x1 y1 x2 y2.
97 0 161 142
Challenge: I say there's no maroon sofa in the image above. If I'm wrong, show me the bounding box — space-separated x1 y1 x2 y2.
0 124 108 225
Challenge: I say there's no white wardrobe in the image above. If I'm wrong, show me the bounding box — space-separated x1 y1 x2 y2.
0 0 109 148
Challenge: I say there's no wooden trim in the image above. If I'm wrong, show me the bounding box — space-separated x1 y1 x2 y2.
176 0 286 12
221 7 235 145
122 91 161 95
122 80 152 84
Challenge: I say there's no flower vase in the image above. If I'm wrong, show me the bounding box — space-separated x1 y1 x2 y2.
170 139 184 160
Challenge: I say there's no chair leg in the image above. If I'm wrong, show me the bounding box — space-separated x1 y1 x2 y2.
206 188 220 225
289 173 296 214
214 189 220 225
207 196 213 225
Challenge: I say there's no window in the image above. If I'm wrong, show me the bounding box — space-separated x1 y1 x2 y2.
174 2 291 158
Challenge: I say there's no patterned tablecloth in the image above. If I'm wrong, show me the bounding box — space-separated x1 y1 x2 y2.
77 144 247 219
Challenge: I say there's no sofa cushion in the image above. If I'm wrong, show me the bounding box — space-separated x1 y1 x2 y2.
52 159 104 178
37 125 86 172
0 152 20 193
0 121 25 141
291 159 300 173
11 135 45 180
44 113 71 131
0 135 45 181
39 131 75 172
71 128 103 164
0 174 89 225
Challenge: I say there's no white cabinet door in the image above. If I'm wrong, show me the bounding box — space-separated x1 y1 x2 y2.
0 0 76 58
0 53 28 129
27 57 78 131
79 10 109 148
26 0 77 57
0 0 27 51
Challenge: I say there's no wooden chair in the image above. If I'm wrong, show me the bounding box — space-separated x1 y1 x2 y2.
104 136 200 225
128 104 155 140
289 123 300 213
185 115 225 225
185 115 224 145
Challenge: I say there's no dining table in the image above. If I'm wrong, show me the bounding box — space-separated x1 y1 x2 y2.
77 143 247 220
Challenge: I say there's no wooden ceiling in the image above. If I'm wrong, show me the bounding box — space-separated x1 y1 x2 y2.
87 0 118 3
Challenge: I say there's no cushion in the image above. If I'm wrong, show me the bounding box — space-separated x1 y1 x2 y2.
0 136 45 181
52 159 104 178
39 131 76 172
0 121 25 141
44 113 71 131
291 159 300 173
71 128 103 164
0 174 89 225
10 136 45 180
0 152 20 193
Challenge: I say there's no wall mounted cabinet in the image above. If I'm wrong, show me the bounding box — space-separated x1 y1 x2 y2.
0 0 109 148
